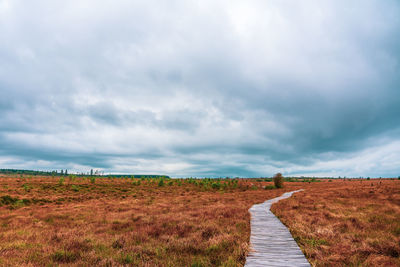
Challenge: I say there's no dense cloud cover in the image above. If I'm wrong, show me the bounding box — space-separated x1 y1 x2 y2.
1 0 399 177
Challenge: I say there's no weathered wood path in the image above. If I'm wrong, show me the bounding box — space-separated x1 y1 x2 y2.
245 190 310 267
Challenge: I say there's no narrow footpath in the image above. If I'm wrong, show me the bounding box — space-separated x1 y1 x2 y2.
245 190 310 267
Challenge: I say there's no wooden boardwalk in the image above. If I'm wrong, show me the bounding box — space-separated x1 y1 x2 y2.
245 190 310 267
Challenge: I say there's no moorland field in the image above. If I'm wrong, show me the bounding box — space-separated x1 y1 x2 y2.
272 179 400 266
0 175 398 266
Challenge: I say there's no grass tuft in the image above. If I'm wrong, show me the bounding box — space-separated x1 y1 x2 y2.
51 250 79 263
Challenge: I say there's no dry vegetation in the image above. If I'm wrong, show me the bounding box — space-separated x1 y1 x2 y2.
1 175 398 266
271 179 400 266
0 175 304 266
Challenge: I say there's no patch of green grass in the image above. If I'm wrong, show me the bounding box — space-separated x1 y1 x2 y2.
71 185 80 192
22 183 31 192
191 258 207 267
51 250 79 263
303 238 329 248
0 195 19 205
264 185 275 190
118 253 134 264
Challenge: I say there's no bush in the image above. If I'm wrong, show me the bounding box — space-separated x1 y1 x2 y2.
273 173 284 188
211 182 221 190
158 179 164 187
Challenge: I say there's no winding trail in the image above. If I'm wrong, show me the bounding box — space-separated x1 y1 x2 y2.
245 190 310 267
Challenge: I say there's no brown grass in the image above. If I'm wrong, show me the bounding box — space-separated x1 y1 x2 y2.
0 175 303 266
271 179 400 267
2 176 398 266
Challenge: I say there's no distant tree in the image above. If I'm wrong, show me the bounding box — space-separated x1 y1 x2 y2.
90 169 93 176
273 173 284 188
65 169 68 175
61 170 64 176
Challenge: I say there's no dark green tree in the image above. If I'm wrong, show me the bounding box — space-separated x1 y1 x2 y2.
273 173 284 188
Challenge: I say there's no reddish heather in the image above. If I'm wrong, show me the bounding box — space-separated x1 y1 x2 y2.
271 179 400 267
0 176 303 266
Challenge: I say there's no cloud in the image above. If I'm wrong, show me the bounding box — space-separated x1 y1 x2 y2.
0 0 399 177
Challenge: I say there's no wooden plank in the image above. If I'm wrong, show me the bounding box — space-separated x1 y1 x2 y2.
245 190 310 267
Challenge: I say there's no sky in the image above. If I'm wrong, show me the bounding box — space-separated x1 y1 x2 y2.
0 0 400 177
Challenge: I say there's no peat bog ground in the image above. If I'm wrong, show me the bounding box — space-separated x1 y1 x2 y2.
0 175 302 266
272 179 400 266
0 175 398 266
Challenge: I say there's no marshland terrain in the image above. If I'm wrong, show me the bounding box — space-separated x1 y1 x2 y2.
0 175 398 266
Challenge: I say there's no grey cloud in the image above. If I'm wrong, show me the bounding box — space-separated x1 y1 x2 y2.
0 0 399 177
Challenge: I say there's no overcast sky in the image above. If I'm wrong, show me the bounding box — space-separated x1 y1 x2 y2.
1 0 399 177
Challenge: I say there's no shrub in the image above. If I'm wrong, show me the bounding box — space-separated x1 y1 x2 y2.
273 173 284 188
58 177 65 186
90 177 96 184
158 179 164 187
211 182 221 190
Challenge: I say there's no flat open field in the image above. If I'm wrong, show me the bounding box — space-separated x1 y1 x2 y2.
0 175 304 266
0 176 398 266
272 179 400 266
